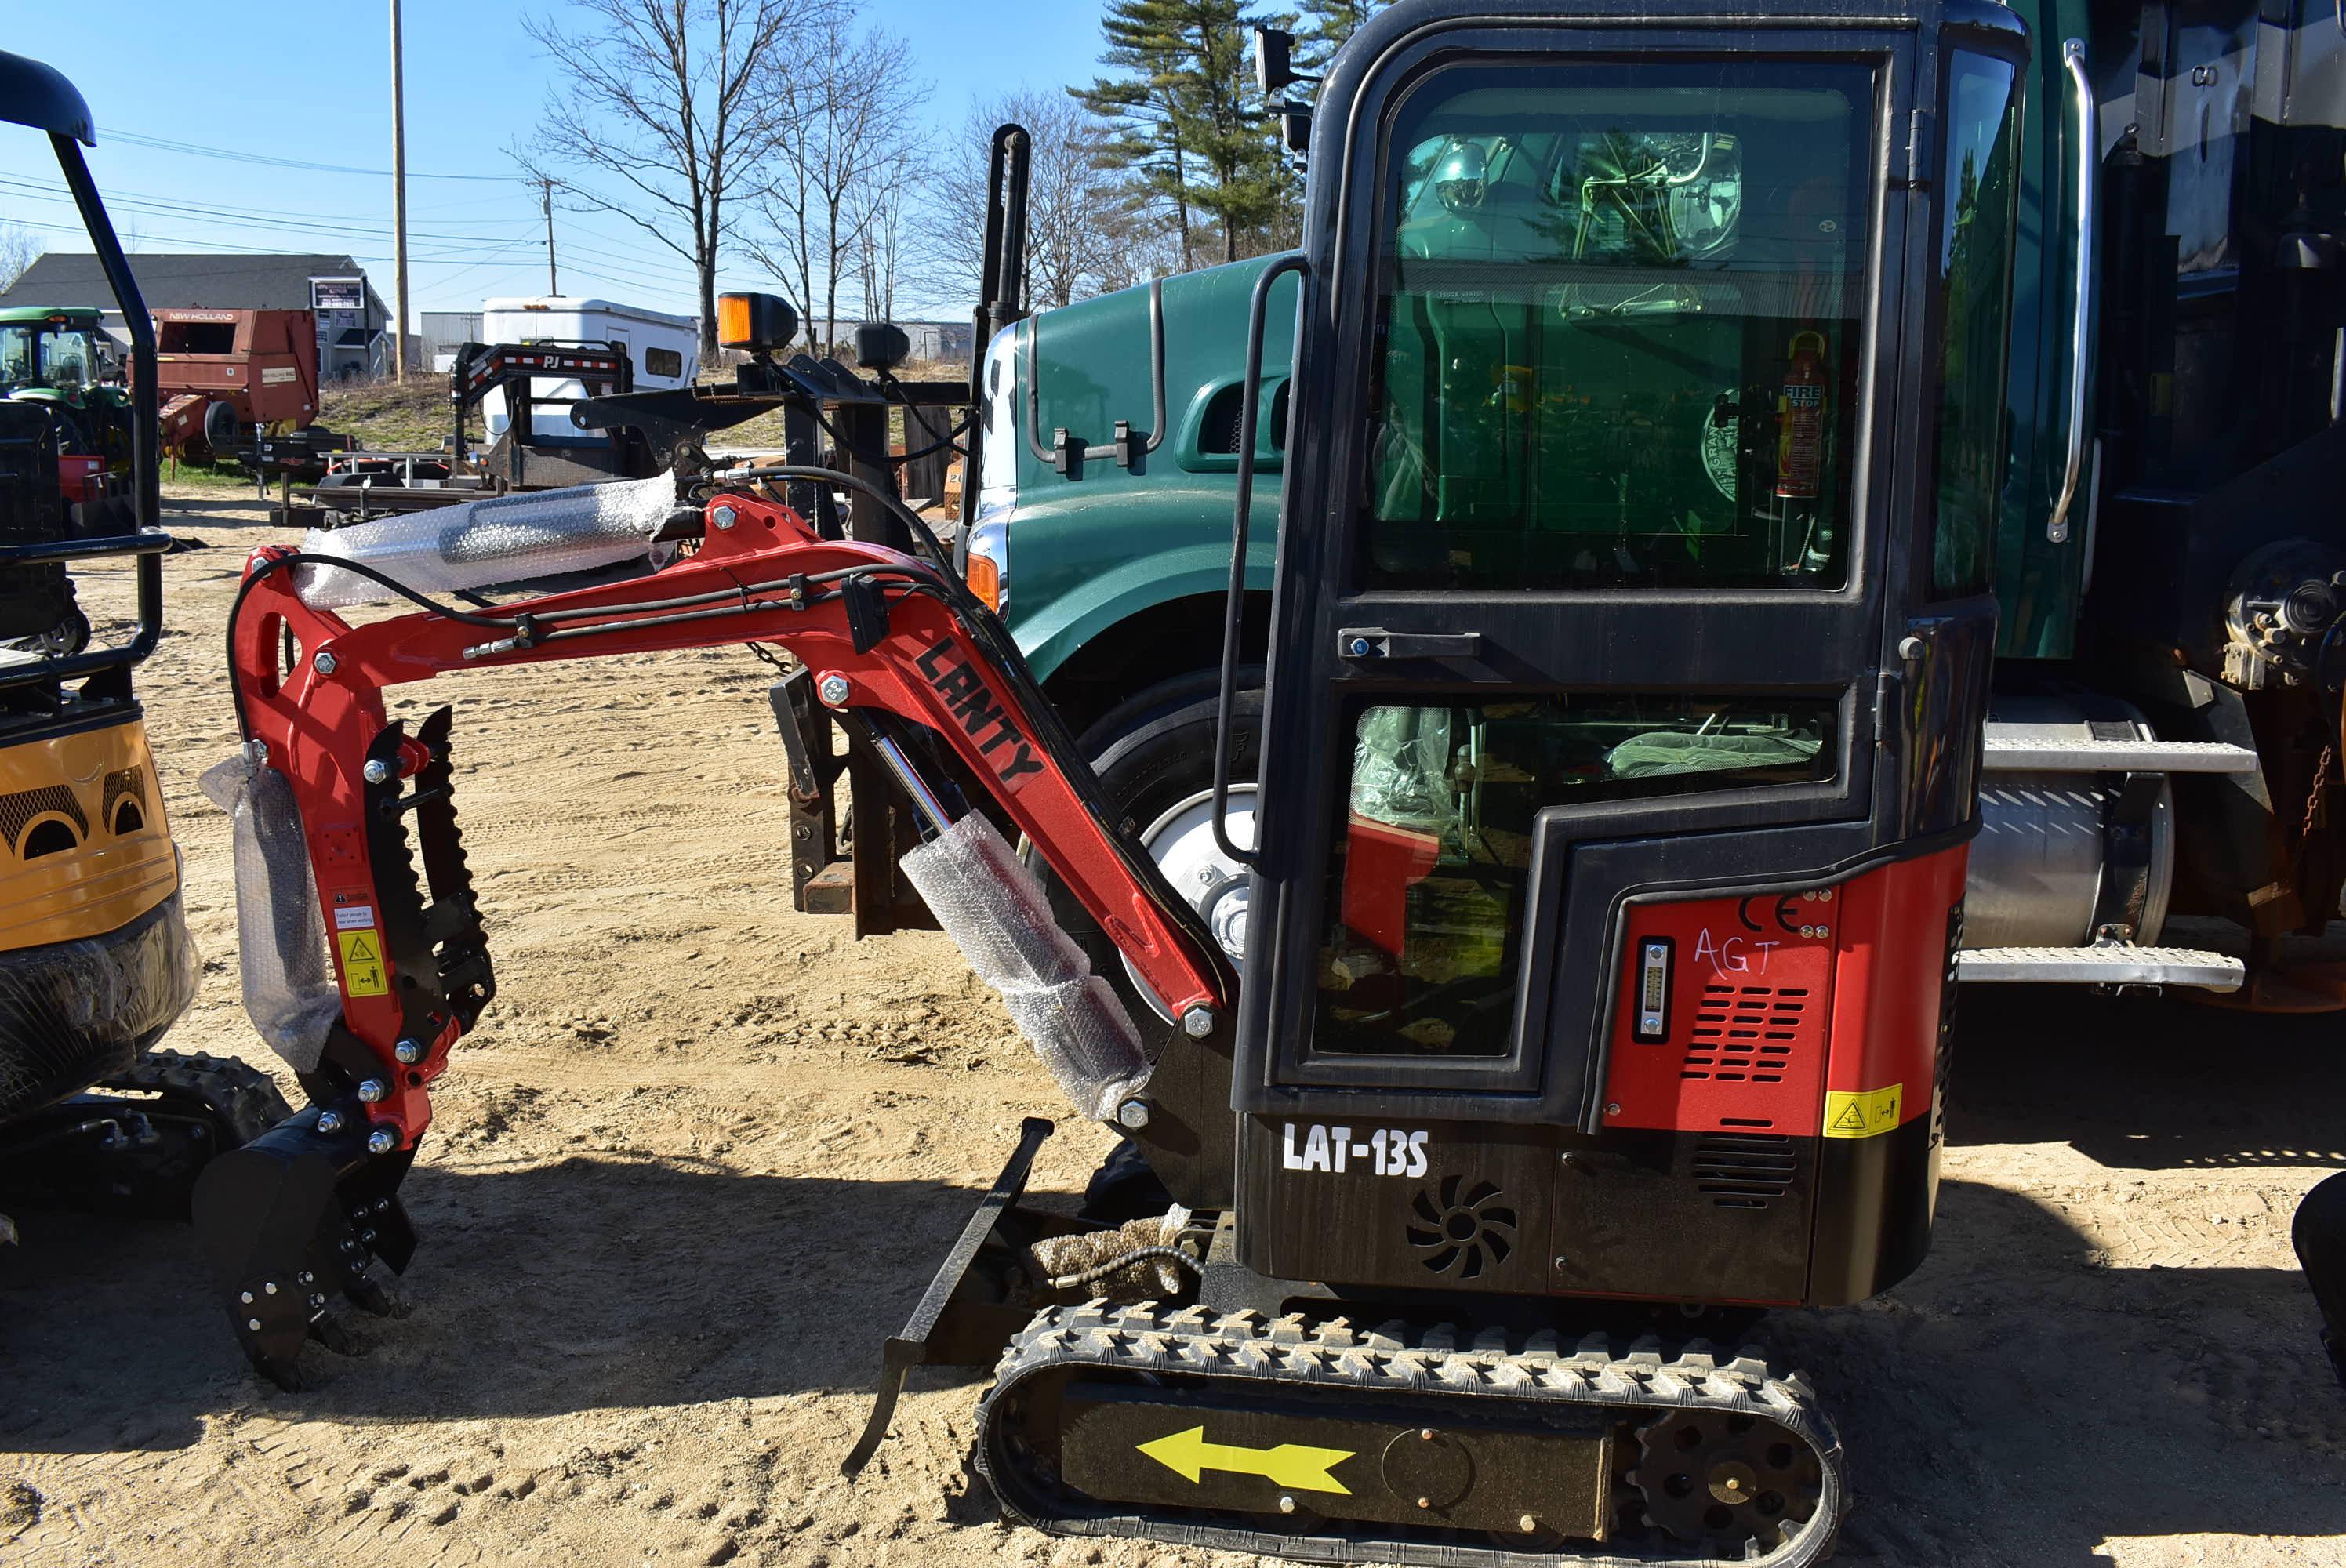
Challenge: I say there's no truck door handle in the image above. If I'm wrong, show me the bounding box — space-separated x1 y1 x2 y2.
1338 628 1484 661
1212 252 1308 871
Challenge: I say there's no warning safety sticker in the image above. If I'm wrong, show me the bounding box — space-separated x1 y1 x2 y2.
336 928 388 997
1822 1083 1903 1139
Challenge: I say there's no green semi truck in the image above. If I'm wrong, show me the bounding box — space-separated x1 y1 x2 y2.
955 1 2346 1012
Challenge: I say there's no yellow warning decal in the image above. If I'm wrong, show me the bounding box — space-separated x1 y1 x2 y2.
1823 1083 1902 1139
336 928 388 997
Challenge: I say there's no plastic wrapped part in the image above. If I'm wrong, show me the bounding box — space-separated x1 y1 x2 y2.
1001 976 1152 1120
199 746 341 1073
899 813 1149 1122
0 889 200 1123
1349 704 1460 836
294 472 679 609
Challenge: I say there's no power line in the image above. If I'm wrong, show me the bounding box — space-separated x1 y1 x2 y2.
0 172 699 272
103 127 511 182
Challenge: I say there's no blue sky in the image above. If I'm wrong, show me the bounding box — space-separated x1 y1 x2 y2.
5 1 1110 324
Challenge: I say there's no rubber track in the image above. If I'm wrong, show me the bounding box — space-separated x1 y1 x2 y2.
100 1048 293 1147
974 1301 1845 1568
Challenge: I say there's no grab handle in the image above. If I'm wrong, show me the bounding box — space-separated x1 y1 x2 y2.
2047 39 2097 545
1212 253 1308 869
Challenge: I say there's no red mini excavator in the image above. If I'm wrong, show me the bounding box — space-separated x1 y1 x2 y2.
195 0 2027 1559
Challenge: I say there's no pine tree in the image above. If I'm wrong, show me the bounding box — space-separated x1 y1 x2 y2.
1294 0 1388 71
1073 0 1292 269
1073 1 1200 269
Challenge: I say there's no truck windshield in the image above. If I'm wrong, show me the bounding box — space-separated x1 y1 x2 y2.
1361 60 1877 592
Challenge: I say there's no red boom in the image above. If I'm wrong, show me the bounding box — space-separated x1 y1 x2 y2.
229 488 1229 1150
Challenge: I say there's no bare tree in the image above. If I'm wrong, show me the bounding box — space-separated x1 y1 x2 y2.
849 159 916 326
0 224 42 294
518 0 821 354
925 91 1149 314
747 16 926 352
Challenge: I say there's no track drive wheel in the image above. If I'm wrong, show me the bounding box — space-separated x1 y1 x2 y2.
1629 1406 1825 1550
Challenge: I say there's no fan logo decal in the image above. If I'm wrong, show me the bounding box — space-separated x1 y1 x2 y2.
915 638 1044 786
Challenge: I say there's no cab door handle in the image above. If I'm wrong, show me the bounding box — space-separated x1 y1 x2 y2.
1338 628 1484 660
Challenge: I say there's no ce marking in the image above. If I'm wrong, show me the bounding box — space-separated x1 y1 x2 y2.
1738 895 1806 935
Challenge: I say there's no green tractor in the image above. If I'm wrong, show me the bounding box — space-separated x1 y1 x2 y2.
0 302 136 532
941 0 2346 1015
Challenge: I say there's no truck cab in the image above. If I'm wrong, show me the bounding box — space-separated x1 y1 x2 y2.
969 0 2346 1007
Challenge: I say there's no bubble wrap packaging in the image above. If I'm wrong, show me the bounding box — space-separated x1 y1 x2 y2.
295 472 678 609
200 745 341 1073
898 812 1149 1122
0 887 201 1123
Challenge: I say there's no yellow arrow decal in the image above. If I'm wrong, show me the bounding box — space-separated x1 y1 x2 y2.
1135 1425 1355 1495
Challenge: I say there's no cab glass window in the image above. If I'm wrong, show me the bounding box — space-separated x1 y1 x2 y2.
1313 693 1836 1058
1362 60 1878 592
1929 53 2022 596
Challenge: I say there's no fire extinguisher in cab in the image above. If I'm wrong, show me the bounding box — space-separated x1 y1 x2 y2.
1775 329 1828 500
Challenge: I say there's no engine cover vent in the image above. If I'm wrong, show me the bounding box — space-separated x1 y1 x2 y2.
1683 982 1807 1083
1406 1174 1516 1279
1691 1133 1798 1210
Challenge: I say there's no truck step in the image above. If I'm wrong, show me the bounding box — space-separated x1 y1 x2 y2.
1957 945 2244 989
1979 737 2261 774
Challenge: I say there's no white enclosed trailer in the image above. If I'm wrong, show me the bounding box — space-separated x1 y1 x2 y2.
477 296 698 441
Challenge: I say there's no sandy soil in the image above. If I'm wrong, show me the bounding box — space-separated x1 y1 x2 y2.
3 486 2344 1567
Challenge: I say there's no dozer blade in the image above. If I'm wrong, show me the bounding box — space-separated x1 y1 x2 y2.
843 1116 1101 1476
191 1104 416 1388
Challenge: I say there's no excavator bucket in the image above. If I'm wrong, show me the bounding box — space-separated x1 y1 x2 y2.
191 1105 416 1388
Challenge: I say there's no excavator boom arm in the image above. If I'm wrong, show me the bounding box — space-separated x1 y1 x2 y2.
202 486 1233 1386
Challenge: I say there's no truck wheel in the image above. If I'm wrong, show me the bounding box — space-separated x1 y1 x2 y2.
1038 669 1262 1029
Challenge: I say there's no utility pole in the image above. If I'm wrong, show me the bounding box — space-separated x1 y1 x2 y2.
537 176 559 295
389 0 411 382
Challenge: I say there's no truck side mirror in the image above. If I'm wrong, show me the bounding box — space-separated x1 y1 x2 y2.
1255 26 1295 96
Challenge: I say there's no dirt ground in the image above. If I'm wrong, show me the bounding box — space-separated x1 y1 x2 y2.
4 486 2345 1568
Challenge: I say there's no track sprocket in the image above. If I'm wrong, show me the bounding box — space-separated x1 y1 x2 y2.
1628 1406 1825 1550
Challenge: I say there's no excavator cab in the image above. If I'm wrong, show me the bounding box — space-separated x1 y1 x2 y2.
877 1 2028 1561
1229 0 2020 1299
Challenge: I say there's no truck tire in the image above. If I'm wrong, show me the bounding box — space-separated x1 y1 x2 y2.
1037 668 1262 1032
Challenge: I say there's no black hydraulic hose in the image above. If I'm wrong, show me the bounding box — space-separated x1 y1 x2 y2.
719 463 968 586
514 563 870 625
804 398 974 469
224 551 519 742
